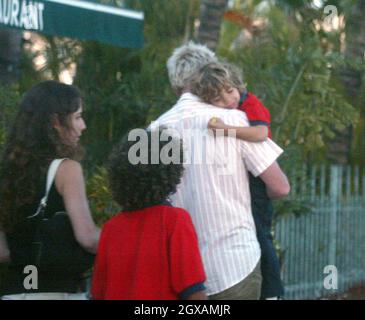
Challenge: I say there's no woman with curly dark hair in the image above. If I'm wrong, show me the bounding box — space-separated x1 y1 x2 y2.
91 128 207 300
0 80 100 300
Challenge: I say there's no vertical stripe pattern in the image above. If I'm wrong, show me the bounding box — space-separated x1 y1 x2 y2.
151 93 283 294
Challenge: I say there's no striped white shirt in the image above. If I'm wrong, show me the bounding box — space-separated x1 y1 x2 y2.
151 93 283 295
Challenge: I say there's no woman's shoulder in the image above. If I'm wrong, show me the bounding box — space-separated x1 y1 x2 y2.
54 159 84 194
56 159 83 181
58 159 82 172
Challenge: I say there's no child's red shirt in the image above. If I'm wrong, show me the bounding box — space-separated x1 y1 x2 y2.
238 92 272 138
91 205 206 300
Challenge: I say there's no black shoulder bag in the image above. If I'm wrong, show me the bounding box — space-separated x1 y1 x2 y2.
28 159 95 274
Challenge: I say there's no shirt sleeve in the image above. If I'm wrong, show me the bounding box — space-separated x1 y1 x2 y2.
168 208 206 298
222 110 283 177
91 224 109 300
241 138 283 177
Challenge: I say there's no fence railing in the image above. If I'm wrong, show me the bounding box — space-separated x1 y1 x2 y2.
275 165 365 299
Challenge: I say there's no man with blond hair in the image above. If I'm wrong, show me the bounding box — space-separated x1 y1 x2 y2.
151 42 290 300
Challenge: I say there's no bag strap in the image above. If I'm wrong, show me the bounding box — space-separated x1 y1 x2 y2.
27 159 66 219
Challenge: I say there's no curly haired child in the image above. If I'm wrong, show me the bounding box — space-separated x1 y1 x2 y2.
91 128 207 300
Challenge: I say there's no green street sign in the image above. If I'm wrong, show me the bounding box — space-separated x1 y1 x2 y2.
0 0 144 48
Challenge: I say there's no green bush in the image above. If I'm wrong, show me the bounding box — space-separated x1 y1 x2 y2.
86 166 120 226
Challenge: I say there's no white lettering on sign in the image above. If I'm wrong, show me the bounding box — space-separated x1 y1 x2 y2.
0 0 44 30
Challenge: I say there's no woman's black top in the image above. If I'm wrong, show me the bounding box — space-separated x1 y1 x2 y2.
1 179 93 295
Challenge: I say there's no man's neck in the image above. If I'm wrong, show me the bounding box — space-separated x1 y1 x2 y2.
181 88 191 94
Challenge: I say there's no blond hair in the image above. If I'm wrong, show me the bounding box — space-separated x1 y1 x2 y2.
167 41 217 95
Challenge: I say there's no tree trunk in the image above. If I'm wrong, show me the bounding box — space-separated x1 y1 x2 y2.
342 2 365 98
197 0 228 52
327 2 365 165
0 29 23 86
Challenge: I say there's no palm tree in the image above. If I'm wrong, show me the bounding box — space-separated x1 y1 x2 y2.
197 0 229 51
0 29 22 85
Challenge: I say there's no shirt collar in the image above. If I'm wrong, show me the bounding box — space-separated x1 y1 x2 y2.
179 92 201 102
178 92 219 111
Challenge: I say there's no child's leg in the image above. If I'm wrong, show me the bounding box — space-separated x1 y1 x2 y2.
255 222 284 299
249 173 284 299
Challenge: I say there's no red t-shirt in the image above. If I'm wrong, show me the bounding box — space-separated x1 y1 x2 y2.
238 92 272 139
91 205 206 300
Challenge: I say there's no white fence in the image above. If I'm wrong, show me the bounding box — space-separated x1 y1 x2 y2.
276 165 365 299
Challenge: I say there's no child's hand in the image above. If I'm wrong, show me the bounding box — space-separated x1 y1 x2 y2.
208 117 226 130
